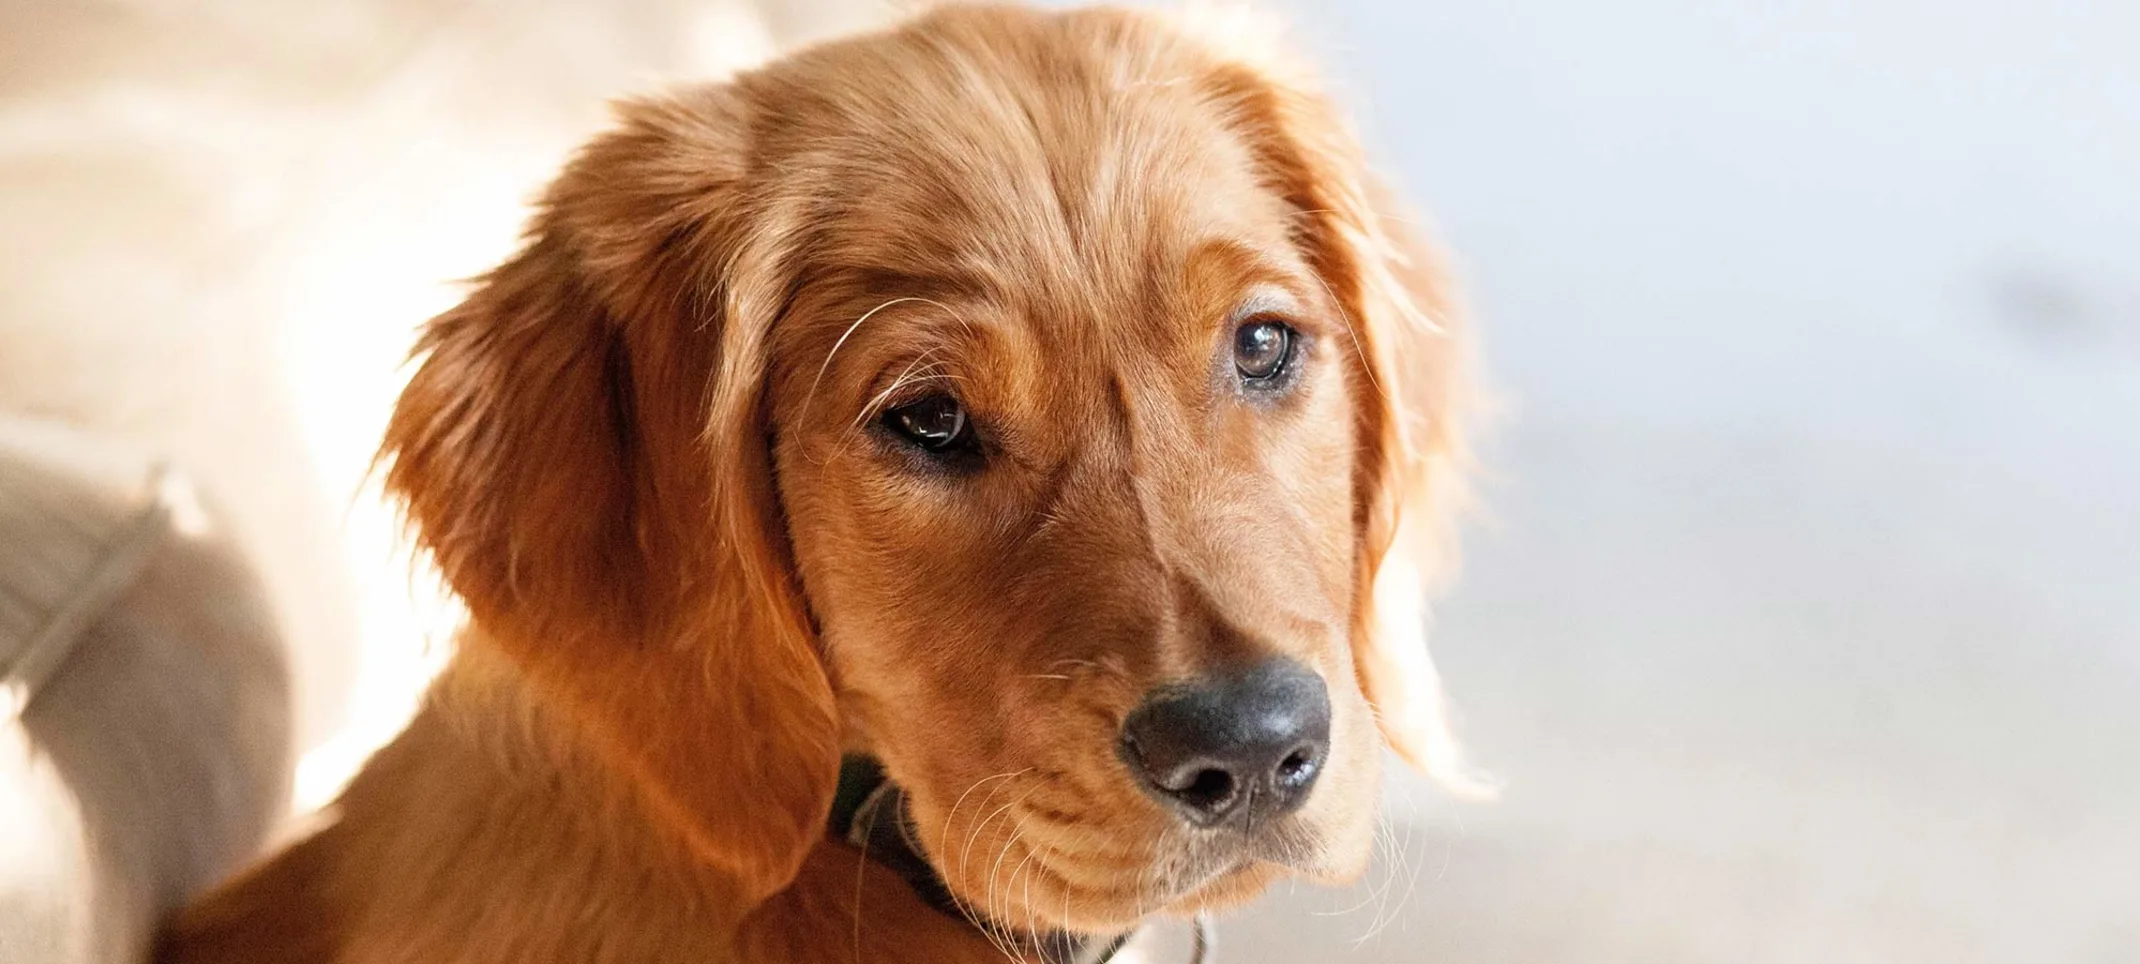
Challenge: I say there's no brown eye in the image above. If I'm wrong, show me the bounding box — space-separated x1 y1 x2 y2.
883 393 974 454
1234 319 1295 382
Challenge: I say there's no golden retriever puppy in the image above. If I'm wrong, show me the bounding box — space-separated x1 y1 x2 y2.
160 4 1480 962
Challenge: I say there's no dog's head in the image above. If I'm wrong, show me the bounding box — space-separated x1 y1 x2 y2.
383 3 1479 936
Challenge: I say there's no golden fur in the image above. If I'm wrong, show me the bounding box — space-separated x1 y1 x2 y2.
160 4 1478 961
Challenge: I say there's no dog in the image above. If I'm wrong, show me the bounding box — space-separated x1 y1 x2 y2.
159 4 1481 961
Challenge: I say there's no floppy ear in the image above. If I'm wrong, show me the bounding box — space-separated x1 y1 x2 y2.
1342 204 1497 799
1193 32 1494 796
380 88 841 899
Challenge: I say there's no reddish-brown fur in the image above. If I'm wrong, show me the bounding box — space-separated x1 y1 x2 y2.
159 5 1476 962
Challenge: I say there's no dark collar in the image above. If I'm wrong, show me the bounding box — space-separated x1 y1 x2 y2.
828 756 1213 964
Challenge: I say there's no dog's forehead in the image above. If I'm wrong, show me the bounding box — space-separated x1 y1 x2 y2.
787 24 1301 364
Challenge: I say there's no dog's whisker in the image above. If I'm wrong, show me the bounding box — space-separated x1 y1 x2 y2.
851 364 960 431
940 768 1032 863
1369 813 1427 943
851 786 888 964
1026 844 1063 946
1371 814 1407 934
950 775 1024 929
955 778 1045 949
988 828 1031 944
1064 860 1078 958
981 788 1045 926
1395 796 1435 935
1382 800 1435 943
802 295 934 428
824 349 949 462
1004 845 1038 945
986 828 1040 964
1316 818 1389 920
823 362 971 466
955 777 1025 887
1360 817 1401 941
1353 802 1427 945
1307 270 1393 406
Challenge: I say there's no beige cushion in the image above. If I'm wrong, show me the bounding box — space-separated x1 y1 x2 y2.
0 417 289 964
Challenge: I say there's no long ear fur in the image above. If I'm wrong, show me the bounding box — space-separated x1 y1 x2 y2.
1187 15 1495 797
380 88 841 900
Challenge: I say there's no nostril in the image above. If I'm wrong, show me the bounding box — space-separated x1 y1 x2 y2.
1178 767 1237 812
1274 746 1319 790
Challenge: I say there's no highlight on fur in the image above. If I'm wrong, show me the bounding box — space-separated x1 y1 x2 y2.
379 85 842 898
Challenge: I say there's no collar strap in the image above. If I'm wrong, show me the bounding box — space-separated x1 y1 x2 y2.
829 756 1214 964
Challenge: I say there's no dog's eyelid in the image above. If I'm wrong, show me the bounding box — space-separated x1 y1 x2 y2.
843 310 1006 424
1226 287 1303 328
871 378 960 414
857 351 967 410
1224 288 1339 352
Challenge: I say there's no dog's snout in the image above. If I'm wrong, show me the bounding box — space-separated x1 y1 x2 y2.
1118 658 1332 829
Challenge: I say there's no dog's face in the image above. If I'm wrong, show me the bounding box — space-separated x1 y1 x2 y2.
767 51 1379 926
384 3 1475 937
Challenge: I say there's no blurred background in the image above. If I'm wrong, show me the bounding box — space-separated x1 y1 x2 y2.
1229 2 2140 962
2 1 2133 962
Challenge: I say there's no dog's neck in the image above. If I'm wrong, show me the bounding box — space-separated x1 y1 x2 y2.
338 651 1146 962
192 651 1200 963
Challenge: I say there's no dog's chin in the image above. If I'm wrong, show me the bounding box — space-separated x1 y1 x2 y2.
932 814 1373 936
1150 815 1380 919
1159 858 1288 916
963 855 1285 935
907 747 1382 935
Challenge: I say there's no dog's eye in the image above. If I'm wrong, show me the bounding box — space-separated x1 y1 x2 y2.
883 394 975 454
1234 318 1296 383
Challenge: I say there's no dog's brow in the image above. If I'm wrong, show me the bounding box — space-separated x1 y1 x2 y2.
1230 287 1302 324
824 265 998 306
1188 236 1300 284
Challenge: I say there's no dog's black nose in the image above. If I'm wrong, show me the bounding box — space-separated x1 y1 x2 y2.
1118 658 1332 829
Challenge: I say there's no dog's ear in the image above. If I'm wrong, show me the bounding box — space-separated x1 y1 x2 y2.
380 88 841 900
1195 35 1494 796
1340 203 1497 799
